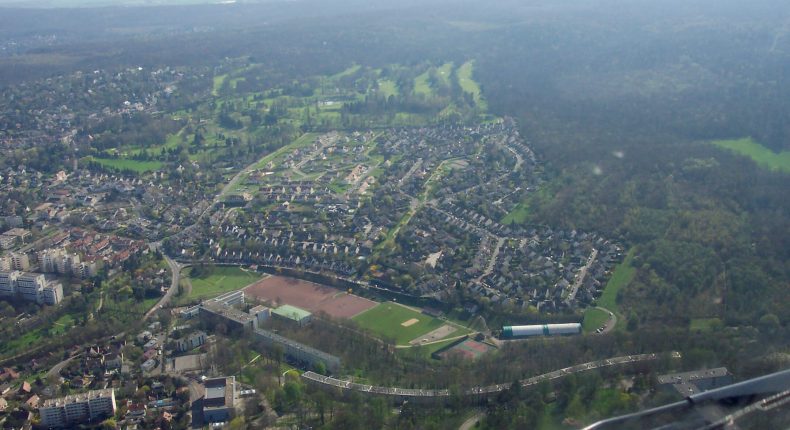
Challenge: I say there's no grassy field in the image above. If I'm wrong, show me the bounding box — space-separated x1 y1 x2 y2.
501 202 530 225
86 157 163 173
436 62 454 87
185 266 263 301
690 317 723 331
413 70 433 96
457 60 486 108
378 79 399 98
212 73 227 96
352 302 446 345
711 137 790 173
598 249 635 312
331 64 360 80
582 308 610 333
594 249 635 331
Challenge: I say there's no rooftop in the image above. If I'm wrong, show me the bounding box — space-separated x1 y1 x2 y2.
203 376 234 409
201 301 256 325
272 304 311 321
41 388 114 408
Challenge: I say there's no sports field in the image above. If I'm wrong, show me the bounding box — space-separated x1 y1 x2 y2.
352 302 447 345
244 275 377 319
187 266 263 301
437 339 494 361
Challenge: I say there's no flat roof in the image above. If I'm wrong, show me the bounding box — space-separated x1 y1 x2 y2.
42 388 114 408
203 377 234 409
201 302 255 324
273 304 311 320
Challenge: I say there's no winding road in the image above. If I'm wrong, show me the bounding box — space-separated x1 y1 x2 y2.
144 255 182 320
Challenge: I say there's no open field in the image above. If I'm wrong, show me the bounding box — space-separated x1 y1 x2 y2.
378 79 398 98
413 70 433 96
244 275 377 319
352 302 447 345
185 266 263 301
212 73 227 96
501 201 530 225
595 248 635 331
86 157 163 173
711 137 790 173
582 308 609 333
436 62 454 86
457 60 486 108
690 317 723 331
331 64 360 80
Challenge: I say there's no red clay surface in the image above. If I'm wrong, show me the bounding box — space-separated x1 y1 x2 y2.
244 275 378 319
437 339 494 361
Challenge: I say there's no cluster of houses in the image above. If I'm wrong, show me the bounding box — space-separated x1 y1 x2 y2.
165 121 622 315
0 65 185 154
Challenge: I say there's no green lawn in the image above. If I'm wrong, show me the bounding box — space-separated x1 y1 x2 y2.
414 70 433 97
597 249 635 313
213 73 228 96
352 302 446 345
185 266 263 301
50 313 76 336
582 308 610 333
436 62 454 87
457 60 487 108
86 157 163 173
711 137 790 173
331 64 361 80
378 79 399 98
501 202 530 225
690 317 723 331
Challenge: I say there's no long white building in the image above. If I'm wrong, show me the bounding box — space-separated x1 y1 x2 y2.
39 388 116 428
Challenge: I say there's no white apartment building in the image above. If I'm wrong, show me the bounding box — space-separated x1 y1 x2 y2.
39 388 116 428
15 272 47 303
0 271 62 305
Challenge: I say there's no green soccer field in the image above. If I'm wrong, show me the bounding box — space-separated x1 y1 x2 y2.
352 302 446 345
186 266 262 301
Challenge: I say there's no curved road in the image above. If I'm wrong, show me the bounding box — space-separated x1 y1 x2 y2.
145 255 182 320
595 306 618 334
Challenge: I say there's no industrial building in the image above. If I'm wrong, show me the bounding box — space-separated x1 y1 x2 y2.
39 388 116 428
202 376 236 423
501 323 581 338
